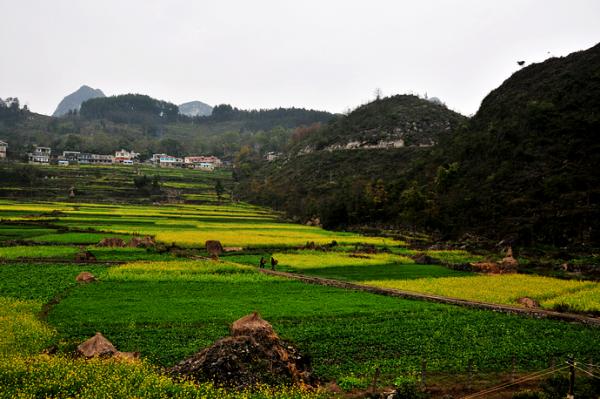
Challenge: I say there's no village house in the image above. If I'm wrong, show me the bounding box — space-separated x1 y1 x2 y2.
265 152 281 162
183 155 222 170
61 151 81 162
114 149 139 164
78 153 114 164
152 153 183 167
28 145 51 164
0 140 7 159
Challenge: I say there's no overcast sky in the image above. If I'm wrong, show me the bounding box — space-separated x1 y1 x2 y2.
1 0 599 116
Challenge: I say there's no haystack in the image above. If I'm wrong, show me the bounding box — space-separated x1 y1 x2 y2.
205 240 223 257
517 297 539 308
77 332 117 358
76 272 97 283
129 236 155 248
231 311 278 340
97 237 126 247
171 312 313 388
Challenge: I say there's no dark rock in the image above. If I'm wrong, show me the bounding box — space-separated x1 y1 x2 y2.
171 312 313 388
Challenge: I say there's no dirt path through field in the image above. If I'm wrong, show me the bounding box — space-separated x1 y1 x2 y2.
259 269 600 327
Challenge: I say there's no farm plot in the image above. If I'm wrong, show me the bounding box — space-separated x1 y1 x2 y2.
0 201 392 248
46 259 600 382
269 251 600 313
269 251 468 281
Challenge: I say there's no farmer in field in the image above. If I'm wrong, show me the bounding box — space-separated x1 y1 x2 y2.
259 256 266 269
270 257 278 271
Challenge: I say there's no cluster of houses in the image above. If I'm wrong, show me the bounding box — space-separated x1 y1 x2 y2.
151 154 222 170
0 141 222 170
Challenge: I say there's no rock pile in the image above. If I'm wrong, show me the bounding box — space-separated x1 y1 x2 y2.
171 312 313 388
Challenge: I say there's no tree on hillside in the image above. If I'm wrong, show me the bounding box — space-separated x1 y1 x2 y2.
215 179 224 202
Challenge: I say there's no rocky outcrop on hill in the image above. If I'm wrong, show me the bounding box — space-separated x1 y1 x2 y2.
53 85 105 117
178 101 213 117
290 94 465 155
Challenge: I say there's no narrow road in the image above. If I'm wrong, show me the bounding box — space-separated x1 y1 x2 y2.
259 269 600 327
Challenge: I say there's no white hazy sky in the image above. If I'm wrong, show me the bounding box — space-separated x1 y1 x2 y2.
1 0 599 116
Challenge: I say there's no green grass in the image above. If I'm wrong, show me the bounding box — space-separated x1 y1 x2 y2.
47 260 600 381
0 226 57 241
29 232 132 245
0 262 109 302
0 245 79 260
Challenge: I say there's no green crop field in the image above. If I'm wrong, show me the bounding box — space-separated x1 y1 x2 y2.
0 196 599 398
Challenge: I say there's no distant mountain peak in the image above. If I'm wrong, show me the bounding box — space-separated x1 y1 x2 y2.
53 85 105 117
178 100 213 117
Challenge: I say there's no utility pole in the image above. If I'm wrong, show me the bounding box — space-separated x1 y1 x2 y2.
567 356 575 399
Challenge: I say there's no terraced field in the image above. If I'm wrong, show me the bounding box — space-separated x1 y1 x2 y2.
0 198 599 397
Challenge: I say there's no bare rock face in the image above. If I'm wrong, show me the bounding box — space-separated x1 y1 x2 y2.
171 312 313 388
517 297 540 308
76 272 97 283
97 237 127 247
77 332 117 358
205 240 223 257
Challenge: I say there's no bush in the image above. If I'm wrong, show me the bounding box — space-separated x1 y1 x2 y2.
337 374 368 392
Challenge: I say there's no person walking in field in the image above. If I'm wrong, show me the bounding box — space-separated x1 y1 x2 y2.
270 257 278 271
259 256 266 269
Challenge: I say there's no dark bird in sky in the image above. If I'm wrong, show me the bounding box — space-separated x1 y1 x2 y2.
517 61 525 66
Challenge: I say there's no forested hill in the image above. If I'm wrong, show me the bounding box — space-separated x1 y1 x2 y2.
236 43 600 247
0 93 334 159
234 94 467 229
289 94 466 154
429 42 600 246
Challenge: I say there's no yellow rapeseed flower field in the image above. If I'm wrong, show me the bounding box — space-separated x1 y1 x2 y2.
363 274 600 312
